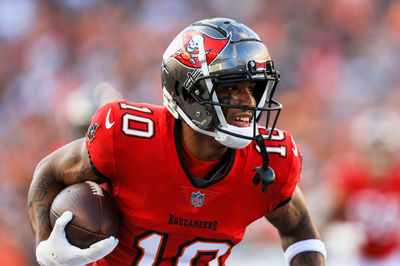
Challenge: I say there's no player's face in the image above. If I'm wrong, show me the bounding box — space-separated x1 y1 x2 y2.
215 81 256 128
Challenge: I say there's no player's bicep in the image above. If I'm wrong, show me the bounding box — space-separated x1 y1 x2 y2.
50 138 105 185
265 187 314 246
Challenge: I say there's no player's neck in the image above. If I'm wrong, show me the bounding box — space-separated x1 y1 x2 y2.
181 122 228 162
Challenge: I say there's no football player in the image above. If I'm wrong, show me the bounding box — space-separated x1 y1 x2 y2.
324 108 400 265
28 18 326 265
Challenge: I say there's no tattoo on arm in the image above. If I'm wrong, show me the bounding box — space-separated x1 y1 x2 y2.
28 173 62 243
28 138 102 243
56 143 102 184
29 187 47 204
28 163 55 207
34 202 53 241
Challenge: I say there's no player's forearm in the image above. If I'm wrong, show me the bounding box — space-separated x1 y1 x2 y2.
28 158 64 245
290 251 325 266
279 215 325 265
278 211 321 248
28 139 106 244
266 187 325 265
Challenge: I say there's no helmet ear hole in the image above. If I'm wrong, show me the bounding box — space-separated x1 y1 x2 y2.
181 86 191 101
192 79 212 100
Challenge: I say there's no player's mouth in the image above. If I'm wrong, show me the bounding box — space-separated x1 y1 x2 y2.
229 114 253 127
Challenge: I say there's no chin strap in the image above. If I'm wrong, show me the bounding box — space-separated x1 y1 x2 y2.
252 134 275 193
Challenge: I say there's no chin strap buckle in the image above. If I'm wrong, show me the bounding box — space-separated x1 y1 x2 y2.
252 135 275 193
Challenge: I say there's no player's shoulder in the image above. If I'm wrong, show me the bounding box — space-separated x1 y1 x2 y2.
100 100 165 116
244 127 302 197
109 100 174 139
89 100 170 140
258 127 301 159
93 100 168 126
252 127 302 181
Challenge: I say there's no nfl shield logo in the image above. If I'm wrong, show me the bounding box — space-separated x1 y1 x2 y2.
190 191 205 208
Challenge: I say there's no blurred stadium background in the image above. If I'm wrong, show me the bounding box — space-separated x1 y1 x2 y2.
1 0 400 265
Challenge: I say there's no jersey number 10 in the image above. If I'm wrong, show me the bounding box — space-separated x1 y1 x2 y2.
133 230 233 265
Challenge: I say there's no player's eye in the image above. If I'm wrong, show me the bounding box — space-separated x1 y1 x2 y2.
226 86 237 92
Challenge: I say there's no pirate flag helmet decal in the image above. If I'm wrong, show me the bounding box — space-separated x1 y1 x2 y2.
166 30 230 68
162 18 281 150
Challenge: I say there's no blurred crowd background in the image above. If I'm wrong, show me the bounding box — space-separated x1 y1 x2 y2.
1 0 400 265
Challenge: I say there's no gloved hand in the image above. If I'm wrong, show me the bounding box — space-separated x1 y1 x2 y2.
36 211 118 266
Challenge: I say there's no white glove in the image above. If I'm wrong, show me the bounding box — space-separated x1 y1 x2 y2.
36 211 118 266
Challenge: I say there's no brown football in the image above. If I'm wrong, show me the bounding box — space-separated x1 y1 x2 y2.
50 181 120 249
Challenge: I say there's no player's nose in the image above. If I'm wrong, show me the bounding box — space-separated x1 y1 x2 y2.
239 87 256 107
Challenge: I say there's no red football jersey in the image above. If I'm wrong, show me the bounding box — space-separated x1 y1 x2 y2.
86 100 302 265
327 155 400 259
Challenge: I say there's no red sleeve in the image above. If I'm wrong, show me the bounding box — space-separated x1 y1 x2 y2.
85 101 120 179
287 134 303 196
282 134 302 197
267 131 302 210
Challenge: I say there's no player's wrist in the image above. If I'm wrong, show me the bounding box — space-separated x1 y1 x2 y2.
284 239 327 265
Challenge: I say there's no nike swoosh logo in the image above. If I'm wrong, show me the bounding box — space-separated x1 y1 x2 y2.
105 108 115 129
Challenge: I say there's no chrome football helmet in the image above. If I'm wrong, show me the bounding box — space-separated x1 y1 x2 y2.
162 17 281 149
